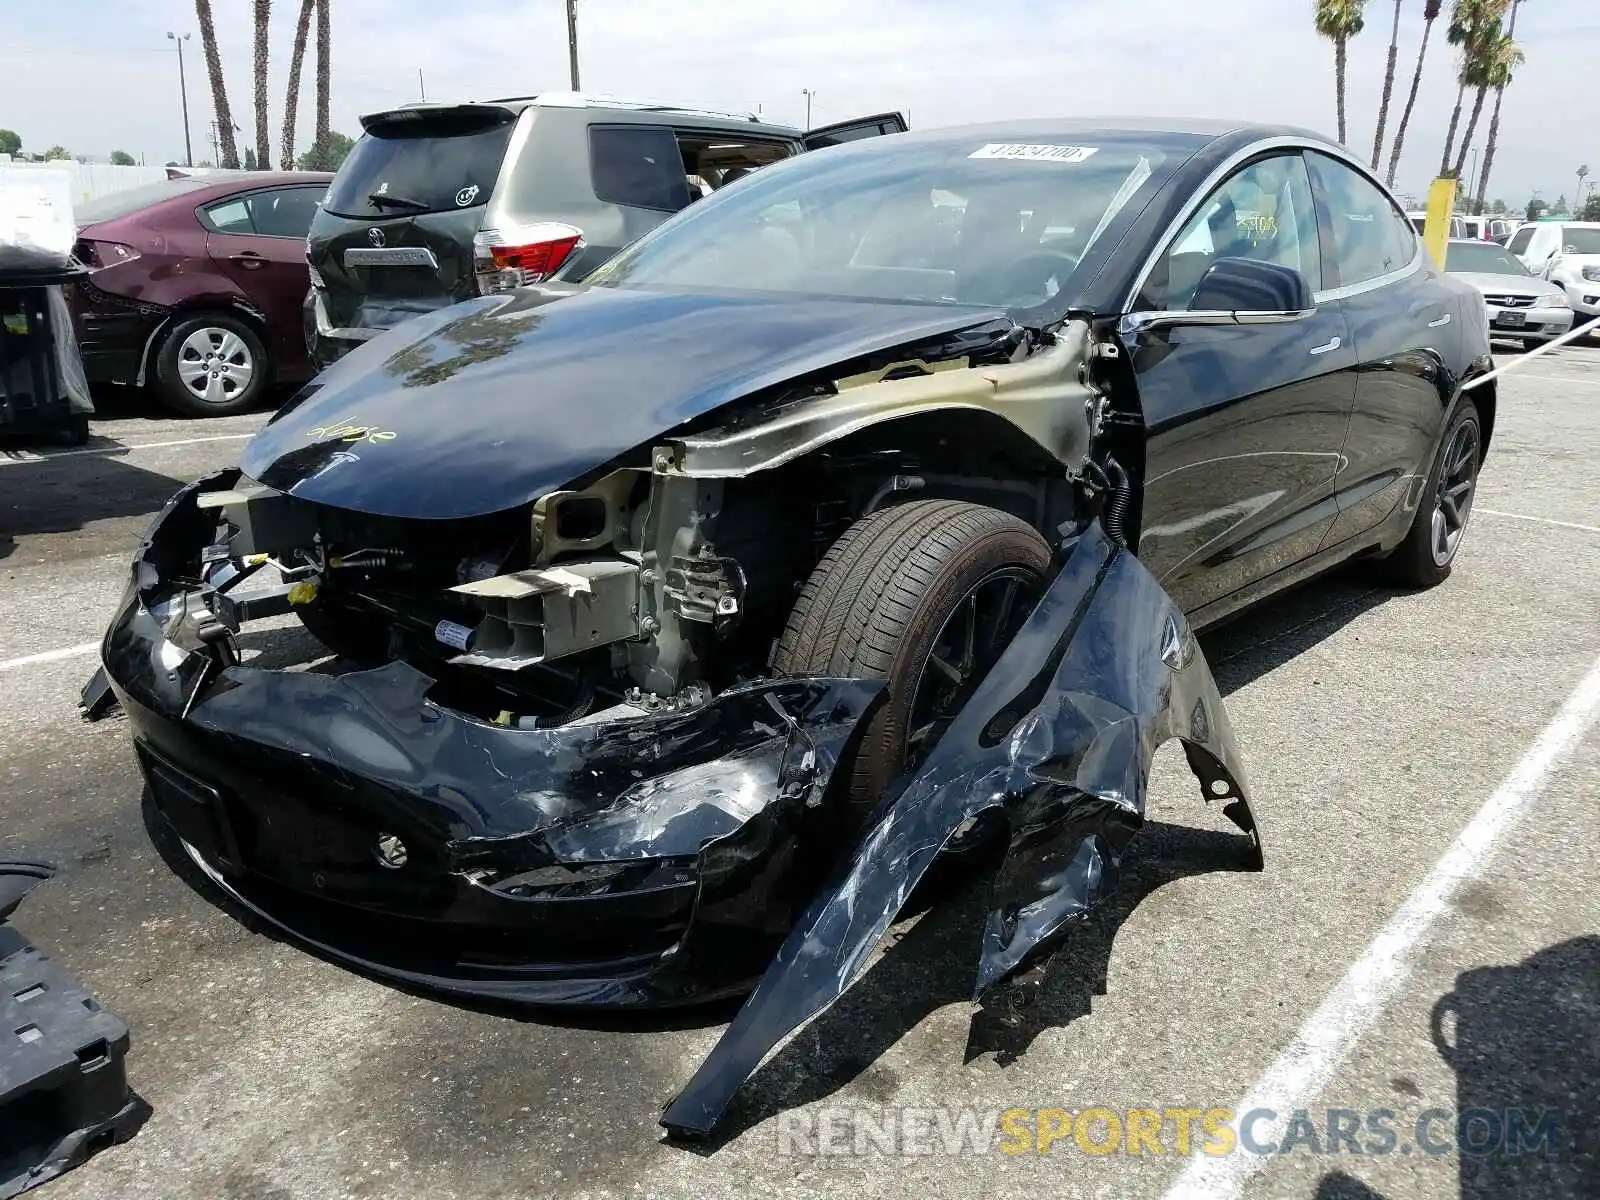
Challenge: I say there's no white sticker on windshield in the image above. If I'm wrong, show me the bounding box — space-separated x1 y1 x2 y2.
968 143 1099 164
455 184 480 207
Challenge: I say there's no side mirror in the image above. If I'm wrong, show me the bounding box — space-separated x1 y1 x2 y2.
1122 257 1316 334
1190 257 1315 314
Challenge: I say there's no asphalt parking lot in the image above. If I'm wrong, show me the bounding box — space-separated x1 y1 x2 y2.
2 343 1597 1200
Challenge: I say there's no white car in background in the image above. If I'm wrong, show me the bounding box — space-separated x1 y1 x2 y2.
1444 238 1573 352
1459 215 1515 243
1513 222 1600 335
1406 210 1467 238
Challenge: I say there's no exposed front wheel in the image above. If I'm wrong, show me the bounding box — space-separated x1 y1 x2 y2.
773 499 1051 821
295 596 390 665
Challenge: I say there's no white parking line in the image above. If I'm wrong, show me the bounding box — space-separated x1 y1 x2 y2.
0 641 102 673
1502 372 1600 388
0 432 255 467
1164 649 1600 1200
1477 508 1600 536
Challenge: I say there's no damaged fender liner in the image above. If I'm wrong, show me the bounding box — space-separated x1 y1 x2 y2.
660 521 1263 1137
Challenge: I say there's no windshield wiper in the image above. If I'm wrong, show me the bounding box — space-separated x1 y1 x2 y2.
367 192 429 212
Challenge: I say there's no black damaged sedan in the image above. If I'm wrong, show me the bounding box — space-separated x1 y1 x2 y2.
87 119 1493 1137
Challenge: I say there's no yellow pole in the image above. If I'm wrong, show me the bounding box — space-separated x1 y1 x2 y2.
1423 176 1458 269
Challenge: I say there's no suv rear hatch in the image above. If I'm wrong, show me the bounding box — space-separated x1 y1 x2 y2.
309 105 517 335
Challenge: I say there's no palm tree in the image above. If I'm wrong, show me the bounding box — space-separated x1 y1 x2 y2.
1386 0 1443 186
252 0 272 170
312 0 331 169
1315 0 1369 145
280 0 315 168
1371 0 1404 170
1439 0 1505 177
1471 0 1525 212
195 0 240 169
1451 0 1512 181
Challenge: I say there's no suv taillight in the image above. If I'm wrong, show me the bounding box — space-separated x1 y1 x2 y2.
473 223 582 294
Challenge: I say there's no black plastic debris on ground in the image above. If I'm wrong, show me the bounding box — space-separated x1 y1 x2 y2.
0 862 147 1198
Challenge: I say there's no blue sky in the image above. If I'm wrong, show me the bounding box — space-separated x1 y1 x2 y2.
2 0 1595 208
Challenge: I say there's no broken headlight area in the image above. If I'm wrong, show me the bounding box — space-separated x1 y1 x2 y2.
95 475 887 1005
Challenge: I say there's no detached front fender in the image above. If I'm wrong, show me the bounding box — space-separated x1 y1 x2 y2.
661 520 1263 1137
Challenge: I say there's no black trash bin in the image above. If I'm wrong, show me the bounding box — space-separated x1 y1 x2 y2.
0 264 91 446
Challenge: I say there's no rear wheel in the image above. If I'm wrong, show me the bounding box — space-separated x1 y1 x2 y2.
773 499 1051 821
154 314 267 417
1383 398 1481 588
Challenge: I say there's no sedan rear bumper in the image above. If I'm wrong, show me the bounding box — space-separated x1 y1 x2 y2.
70 281 166 385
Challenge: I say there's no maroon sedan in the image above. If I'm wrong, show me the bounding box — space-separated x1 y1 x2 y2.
71 172 332 416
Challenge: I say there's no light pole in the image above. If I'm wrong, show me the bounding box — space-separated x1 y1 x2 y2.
167 31 193 167
802 88 815 132
566 0 581 91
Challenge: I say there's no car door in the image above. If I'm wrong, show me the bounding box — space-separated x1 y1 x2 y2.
800 113 908 150
202 186 325 378
1304 152 1461 548
1121 150 1357 616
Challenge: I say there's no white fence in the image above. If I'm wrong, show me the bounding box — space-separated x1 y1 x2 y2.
0 159 183 206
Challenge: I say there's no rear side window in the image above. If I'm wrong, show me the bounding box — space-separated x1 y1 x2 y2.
200 188 326 238
323 111 515 217
203 198 254 235
589 125 691 212
1307 152 1416 287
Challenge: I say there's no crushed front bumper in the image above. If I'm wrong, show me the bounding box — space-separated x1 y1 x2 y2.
95 474 1265 1137
98 474 883 1008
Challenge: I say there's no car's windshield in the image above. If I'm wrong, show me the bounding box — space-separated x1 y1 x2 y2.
587 136 1176 313
1446 242 1529 274
1561 227 1600 254
323 110 515 218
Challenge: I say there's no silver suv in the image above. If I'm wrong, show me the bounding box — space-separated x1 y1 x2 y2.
304 92 905 367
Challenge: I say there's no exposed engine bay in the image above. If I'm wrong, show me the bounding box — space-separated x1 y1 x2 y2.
194 317 1105 728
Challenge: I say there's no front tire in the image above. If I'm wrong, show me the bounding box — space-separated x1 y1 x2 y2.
1383 398 1481 588
773 499 1051 820
295 595 390 664
154 314 268 417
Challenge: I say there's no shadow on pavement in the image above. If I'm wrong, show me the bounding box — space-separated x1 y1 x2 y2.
1314 1169 1390 1198
1433 935 1600 1198
695 820 1260 1148
0 453 185 562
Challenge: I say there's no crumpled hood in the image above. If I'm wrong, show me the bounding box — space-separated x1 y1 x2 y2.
242 285 1005 520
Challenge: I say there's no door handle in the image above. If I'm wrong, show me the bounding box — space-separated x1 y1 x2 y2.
229 252 265 269
1427 313 1452 328
1308 336 1342 355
